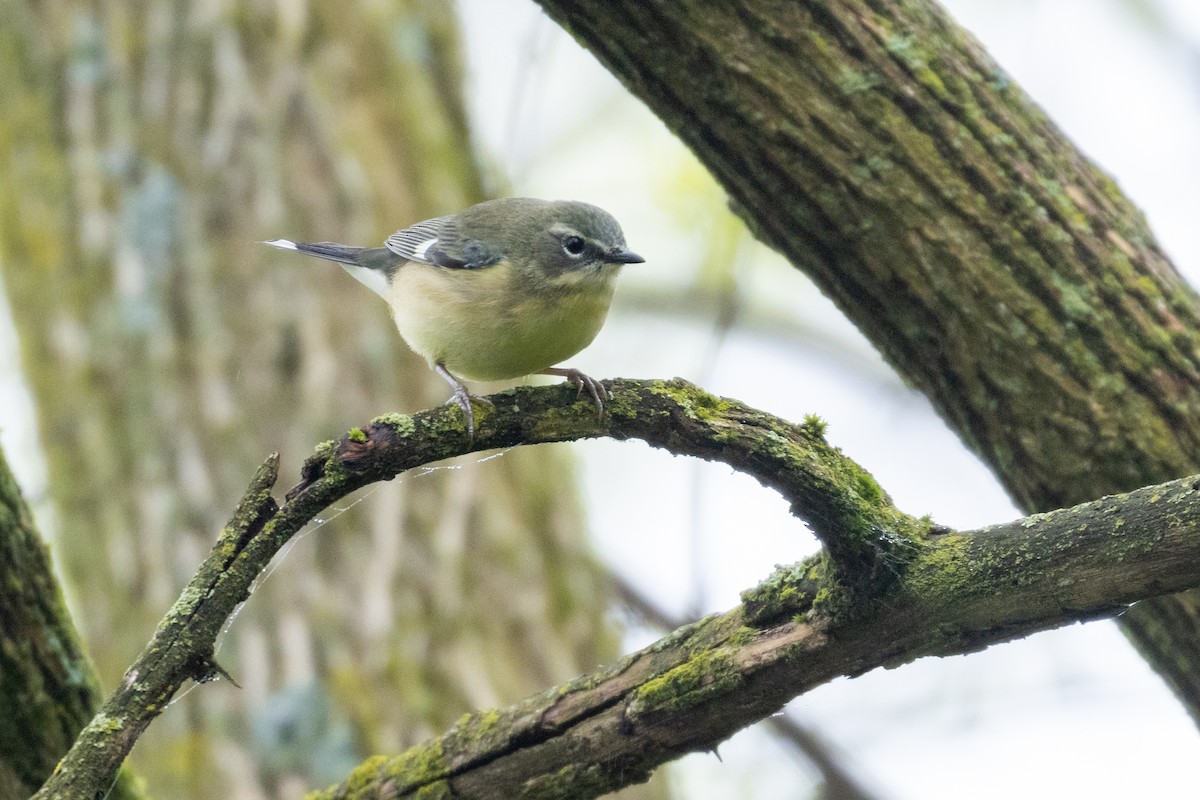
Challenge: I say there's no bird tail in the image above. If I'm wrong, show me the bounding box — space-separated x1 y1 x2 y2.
264 238 394 299
263 239 364 266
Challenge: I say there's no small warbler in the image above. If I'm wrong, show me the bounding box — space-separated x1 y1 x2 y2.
266 197 644 435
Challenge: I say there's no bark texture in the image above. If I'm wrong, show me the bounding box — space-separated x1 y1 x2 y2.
0 443 141 800
532 0 1200 721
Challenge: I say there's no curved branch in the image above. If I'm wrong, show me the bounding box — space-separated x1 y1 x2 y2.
33 379 1200 798
313 469 1200 798
530 0 1200 721
292 378 922 585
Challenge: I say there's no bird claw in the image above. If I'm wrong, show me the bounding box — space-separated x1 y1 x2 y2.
436 362 608 440
446 385 493 441
542 367 610 418
435 362 492 441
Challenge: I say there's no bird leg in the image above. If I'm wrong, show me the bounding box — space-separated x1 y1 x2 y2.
434 362 491 439
540 367 611 418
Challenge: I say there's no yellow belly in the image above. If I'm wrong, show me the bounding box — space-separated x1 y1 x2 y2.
388 260 618 381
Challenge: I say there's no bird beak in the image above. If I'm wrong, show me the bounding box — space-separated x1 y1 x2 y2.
608 248 645 264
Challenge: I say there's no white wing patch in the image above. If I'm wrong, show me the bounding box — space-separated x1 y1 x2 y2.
385 216 452 264
413 237 436 260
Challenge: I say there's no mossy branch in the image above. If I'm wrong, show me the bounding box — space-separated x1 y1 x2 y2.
293 378 920 588
313 460 1200 798
34 379 1200 799
528 0 1200 723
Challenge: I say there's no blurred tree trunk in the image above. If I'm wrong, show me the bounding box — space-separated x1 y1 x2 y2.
0 2 664 798
534 0 1200 724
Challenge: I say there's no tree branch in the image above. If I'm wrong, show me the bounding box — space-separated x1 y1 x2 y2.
311 461 1200 798
33 379 1200 798
293 379 923 591
530 0 1200 722
610 573 881 800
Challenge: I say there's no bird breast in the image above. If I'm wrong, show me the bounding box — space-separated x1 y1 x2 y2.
388 261 618 381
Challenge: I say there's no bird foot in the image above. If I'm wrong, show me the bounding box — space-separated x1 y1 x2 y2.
541 367 611 417
435 362 492 441
445 384 493 441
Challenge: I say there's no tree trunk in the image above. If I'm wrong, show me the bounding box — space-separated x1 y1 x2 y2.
533 0 1200 722
0 442 141 800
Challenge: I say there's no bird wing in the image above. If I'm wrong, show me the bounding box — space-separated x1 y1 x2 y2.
384 214 504 270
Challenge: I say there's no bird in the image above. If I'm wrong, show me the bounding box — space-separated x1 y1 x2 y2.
265 197 644 437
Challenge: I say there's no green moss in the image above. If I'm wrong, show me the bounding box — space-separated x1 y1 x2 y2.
800 413 828 438
521 763 615 800
600 386 641 420
414 781 452 800
601 379 674 419
902 532 974 597
914 66 946 94
852 469 884 505
866 154 894 174
529 405 599 439
342 754 389 794
1048 273 1094 321
381 738 448 786
751 429 794 463
726 625 758 648
884 33 916 56
370 412 416 436
630 649 741 716
837 65 879 94
809 584 853 618
91 713 124 735
741 560 818 624
649 381 732 422
476 707 501 731
882 34 948 96
646 617 707 654
346 427 367 443
442 706 509 754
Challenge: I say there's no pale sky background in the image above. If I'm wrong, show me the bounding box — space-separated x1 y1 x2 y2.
3 1 1200 798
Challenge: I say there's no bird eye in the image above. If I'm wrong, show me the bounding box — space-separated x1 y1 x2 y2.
562 236 586 256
